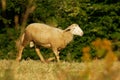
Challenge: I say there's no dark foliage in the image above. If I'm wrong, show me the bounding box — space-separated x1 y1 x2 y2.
0 0 120 61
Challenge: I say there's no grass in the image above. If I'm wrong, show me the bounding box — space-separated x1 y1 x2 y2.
0 38 119 80
0 59 120 80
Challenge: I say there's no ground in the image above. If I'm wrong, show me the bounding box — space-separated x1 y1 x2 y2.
0 59 120 80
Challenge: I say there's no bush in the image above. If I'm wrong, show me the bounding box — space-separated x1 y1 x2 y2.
0 0 120 61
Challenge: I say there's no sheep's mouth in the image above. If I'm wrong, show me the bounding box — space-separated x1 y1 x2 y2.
79 32 84 36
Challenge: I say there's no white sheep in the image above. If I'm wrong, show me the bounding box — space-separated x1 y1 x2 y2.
16 23 83 62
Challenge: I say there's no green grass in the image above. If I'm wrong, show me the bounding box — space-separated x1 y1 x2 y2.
0 60 120 80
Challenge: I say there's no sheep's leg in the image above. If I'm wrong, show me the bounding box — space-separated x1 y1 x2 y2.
35 46 45 62
46 57 56 62
52 48 60 62
16 45 24 61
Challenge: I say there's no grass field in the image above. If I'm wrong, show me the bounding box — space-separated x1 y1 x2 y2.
0 59 120 80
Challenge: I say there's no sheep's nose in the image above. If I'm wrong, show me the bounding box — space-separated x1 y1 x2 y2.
80 32 84 36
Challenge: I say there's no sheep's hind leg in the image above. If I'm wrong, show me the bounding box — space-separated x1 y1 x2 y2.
35 46 45 62
16 45 24 61
46 57 56 62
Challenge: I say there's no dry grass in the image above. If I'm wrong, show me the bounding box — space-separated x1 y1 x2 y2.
0 60 120 80
1 38 120 80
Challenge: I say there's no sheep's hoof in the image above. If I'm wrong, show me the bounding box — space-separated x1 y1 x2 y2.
40 60 46 63
16 58 21 62
45 57 56 63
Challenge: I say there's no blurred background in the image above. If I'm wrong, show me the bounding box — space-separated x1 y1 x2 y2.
0 0 120 61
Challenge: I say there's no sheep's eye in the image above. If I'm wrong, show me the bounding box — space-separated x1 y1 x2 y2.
73 27 76 29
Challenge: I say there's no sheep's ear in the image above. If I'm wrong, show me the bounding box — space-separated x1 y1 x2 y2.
65 28 71 32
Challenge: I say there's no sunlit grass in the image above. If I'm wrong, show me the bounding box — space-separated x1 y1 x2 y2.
0 38 120 80
0 59 120 80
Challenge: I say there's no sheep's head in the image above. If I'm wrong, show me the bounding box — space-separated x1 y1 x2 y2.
65 24 84 36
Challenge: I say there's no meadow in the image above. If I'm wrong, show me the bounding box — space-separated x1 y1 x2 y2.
0 59 120 80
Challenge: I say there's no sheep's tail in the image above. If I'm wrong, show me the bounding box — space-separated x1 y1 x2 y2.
15 33 25 51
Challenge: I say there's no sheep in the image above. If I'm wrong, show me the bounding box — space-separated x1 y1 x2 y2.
16 23 83 62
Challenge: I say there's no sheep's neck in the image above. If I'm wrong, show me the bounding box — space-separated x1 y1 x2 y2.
63 31 73 45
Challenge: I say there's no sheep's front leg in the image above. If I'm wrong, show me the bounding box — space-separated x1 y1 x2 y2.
35 46 45 62
52 48 60 62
